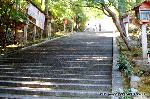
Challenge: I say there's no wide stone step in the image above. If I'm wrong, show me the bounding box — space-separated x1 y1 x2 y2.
0 62 113 68
0 57 113 64
3 52 112 60
0 63 54 66
61 57 113 61
0 71 112 79
0 66 54 69
0 76 111 84
22 47 113 52
89 65 112 71
0 65 112 72
62 60 112 64
5 50 113 54
0 80 111 91
0 63 112 68
7 52 113 57
37 43 113 47
0 87 111 98
0 68 112 74
0 68 112 75
0 94 110 99
3 55 112 59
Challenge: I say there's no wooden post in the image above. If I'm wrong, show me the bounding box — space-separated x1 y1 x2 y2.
64 23 66 33
33 25 36 42
71 21 74 33
49 22 51 37
64 19 67 33
141 24 148 63
48 20 51 38
41 29 43 40
125 23 130 40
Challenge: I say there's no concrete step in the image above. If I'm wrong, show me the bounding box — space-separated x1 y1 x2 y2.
0 71 112 79
6 52 113 58
0 75 111 84
0 94 110 99
0 63 112 68
0 66 112 72
0 63 112 67
0 57 113 64
37 42 113 47
22 47 113 52
0 87 111 98
0 80 111 91
2 55 112 59
0 68 112 75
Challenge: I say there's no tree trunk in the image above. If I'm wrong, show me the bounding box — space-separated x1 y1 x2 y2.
1 26 7 49
14 0 19 44
14 22 17 44
43 0 49 38
2 33 6 49
119 17 126 37
102 5 131 50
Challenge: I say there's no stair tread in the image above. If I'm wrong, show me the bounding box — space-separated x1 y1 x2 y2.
0 94 110 99
0 86 110 93
0 80 111 86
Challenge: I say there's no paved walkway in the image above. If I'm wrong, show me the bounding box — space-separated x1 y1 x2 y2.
0 32 114 99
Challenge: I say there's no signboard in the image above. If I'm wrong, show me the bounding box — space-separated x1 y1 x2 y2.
36 11 45 29
27 3 45 29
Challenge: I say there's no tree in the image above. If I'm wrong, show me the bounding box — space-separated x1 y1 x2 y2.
43 0 49 37
71 0 88 31
0 0 26 49
79 0 143 50
46 0 87 33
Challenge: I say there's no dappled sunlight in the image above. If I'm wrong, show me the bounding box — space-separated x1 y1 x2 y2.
21 81 52 85
76 56 111 61
86 42 94 44
6 44 19 48
19 87 52 91
0 67 14 69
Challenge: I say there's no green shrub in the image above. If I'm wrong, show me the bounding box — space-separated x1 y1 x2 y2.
117 53 133 76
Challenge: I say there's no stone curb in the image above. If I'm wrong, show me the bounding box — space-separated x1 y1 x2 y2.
111 35 123 99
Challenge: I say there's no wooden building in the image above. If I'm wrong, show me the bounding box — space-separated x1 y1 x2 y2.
133 1 150 24
133 1 150 63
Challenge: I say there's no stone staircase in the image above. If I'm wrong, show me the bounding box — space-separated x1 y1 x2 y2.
0 32 113 99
